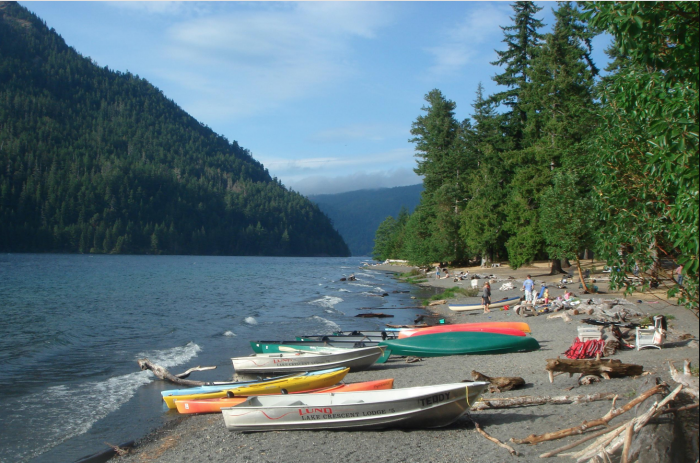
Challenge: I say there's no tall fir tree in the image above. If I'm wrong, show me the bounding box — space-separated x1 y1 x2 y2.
490 1 545 150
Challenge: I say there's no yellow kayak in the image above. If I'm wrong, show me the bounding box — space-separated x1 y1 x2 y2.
162 367 349 409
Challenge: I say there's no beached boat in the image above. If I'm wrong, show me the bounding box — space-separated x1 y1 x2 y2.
448 296 522 312
221 382 489 431
296 333 398 343
398 322 531 338
175 379 395 414
376 331 540 362
232 346 384 374
250 339 381 352
162 367 349 409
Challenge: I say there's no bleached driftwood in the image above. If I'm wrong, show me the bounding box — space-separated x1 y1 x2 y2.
473 419 520 456
669 359 699 398
428 299 447 306
511 384 664 444
137 358 217 386
472 392 615 411
548 312 572 322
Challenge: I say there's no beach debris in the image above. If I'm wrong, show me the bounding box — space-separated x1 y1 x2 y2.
545 358 644 383
511 383 667 445
469 418 520 456
563 338 606 359
354 312 394 318
104 442 132 457
557 385 683 462
578 375 601 385
470 392 615 410
471 370 525 392
137 359 217 386
428 299 447 306
405 356 422 363
499 282 514 291
669 360 699 398
548 312 572 322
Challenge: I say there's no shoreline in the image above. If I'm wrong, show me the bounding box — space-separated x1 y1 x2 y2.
119 261 699 463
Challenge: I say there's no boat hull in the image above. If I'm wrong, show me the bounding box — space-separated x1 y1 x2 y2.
222 382 489 432
448 296 522 312
175 379 395 414
232 346 384 374
398 322 531 338
377 332 539 362
162 368 349 409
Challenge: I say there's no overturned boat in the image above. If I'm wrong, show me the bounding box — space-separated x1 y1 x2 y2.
222 382 489 431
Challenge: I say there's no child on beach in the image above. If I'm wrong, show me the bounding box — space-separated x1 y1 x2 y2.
482 282 491 313
544 288 550 305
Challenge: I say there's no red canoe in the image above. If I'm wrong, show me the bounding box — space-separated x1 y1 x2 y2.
174 378 395 414
398 322 531 339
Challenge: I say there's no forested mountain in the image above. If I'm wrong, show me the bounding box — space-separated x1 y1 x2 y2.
309 184 422 256
0 2 349 256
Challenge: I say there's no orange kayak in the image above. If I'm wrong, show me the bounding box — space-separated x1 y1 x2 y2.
398 322 531 339
174 378 395 414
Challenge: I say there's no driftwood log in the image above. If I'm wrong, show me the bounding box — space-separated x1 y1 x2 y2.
471 370 525 392
354 313 394 318
626 377 679 463
669 359 699 398
545 358 643 383
511 384 665 444
471 392 615 411
137 358 217 386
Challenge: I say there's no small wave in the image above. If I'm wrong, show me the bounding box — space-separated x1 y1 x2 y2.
337 288 351 293
244 317 257 325
308 315 341 332
309 296 343 309
2 343 202 461
348 282 373 288
223 331 236 337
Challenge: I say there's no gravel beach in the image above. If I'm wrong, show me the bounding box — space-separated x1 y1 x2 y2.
119 262 699 463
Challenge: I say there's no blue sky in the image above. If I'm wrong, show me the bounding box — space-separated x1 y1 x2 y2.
21 1 612 195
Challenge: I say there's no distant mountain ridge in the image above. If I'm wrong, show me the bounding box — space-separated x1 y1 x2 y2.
309 184 423 256
0 2 349 256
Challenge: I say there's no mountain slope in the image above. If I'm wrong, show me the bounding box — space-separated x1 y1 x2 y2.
0 2 349 256
309 184 422 256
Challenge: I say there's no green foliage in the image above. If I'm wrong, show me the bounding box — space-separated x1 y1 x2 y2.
0 3 349 257
582 1 699 312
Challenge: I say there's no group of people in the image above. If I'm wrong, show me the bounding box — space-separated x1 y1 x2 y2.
480 274 547 314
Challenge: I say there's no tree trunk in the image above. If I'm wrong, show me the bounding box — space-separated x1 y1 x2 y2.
550 258 565 275
575 256 589 292
561 257 570 268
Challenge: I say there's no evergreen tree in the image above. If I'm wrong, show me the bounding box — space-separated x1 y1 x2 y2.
490 1 545 149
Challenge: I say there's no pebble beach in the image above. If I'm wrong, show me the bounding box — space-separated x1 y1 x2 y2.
119 262 699 463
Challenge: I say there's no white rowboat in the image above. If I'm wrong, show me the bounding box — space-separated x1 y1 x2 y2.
231 346 384 374
222 382 489 431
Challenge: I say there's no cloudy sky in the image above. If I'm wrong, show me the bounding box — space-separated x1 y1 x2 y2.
21 1 612 195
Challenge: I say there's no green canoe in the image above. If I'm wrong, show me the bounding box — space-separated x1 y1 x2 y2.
376 331 540 363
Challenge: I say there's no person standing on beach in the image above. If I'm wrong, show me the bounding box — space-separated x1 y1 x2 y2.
522 275 534 303
436 266 441 279
482 282 491 313
675 264 684 286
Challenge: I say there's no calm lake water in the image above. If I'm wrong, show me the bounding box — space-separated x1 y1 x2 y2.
0 254 432 463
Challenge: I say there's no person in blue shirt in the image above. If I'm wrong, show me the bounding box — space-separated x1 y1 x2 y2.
522 275 535 303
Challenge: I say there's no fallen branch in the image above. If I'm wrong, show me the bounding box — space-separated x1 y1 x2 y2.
137 358 217 386
472 392 615 410
539 421 627 458
473 420 520 456
548 312 572 322
511 384 664 444
572 385 682 462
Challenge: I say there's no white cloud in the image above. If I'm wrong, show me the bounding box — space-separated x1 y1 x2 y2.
307 123 407 143
288 168 422 196
149 2 393 120
423 3 511 79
